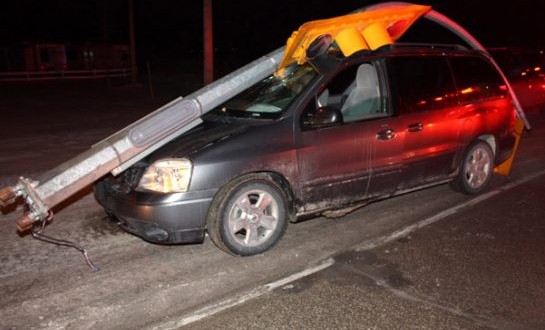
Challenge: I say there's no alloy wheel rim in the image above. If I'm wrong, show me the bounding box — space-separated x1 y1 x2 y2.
465 147 491 189
227 189 279 247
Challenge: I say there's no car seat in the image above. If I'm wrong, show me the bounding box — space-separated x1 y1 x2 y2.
341 63 380 121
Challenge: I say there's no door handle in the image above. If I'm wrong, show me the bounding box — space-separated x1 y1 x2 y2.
376 129 396 140
408 122 423 132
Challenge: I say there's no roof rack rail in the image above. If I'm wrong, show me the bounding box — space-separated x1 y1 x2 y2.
394 42 469 51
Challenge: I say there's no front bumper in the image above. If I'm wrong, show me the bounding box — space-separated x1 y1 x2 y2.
95 180 216 244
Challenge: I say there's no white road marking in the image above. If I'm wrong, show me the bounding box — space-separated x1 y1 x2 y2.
149 258 335 330
150 168 545 330
264 257 335 291
355 168 545 251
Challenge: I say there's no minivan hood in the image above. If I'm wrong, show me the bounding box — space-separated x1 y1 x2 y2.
144 120 249 164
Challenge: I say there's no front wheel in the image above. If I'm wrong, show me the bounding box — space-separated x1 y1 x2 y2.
207 175 288 256
452 141 494 195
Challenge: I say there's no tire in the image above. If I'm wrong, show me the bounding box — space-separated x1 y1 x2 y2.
207 174 288 256
451 141 494 195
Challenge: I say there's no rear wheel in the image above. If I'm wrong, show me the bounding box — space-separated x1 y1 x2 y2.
207 174 288 256
452 141 494 194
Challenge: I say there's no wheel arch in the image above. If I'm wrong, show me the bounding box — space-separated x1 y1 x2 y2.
260 171 297 222
208 171 297 223
244 171 297 222
476 133 497 159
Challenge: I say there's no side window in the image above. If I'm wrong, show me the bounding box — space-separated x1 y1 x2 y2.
388 56 457 113
326 65 359 96
339 63 384 122
314 62 384 123
450 56 508 104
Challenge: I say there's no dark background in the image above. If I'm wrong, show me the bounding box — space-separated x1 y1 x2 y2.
1 1 544 88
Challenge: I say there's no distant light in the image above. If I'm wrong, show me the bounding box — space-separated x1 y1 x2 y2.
461 87 474 94
534 66 541 72
433 96 443 102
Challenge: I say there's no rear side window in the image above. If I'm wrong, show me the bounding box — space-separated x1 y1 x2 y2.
388 56 457 113
450 56 508 103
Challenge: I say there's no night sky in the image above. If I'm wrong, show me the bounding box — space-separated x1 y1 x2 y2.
2 0 544 75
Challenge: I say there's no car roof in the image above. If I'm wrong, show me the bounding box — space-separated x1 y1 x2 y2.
387 43 481 57
337 43 487 65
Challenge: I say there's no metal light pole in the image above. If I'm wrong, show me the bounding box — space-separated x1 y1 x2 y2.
203 0 214 84
128 0 137 83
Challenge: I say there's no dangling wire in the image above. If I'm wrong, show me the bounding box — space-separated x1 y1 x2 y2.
31 211 101 272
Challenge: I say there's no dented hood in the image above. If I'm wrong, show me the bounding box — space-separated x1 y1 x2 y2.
144 120 249 164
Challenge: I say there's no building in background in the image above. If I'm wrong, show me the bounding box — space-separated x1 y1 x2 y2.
2 43 129 72
24 43 67 71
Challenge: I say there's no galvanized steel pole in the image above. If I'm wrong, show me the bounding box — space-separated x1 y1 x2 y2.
128 0 137 84
203 0 214 84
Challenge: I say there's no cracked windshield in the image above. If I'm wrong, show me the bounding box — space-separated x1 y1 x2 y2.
217 64 317 117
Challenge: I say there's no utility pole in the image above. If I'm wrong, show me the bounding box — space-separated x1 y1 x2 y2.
203 0 214 84
128 0 137 83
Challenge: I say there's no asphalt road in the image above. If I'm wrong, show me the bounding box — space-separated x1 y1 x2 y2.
0 83 544 330
189 161 545 330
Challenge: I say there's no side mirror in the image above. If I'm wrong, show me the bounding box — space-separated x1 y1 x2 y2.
303 106 343 128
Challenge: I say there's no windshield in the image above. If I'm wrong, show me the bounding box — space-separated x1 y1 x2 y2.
212 64 317 118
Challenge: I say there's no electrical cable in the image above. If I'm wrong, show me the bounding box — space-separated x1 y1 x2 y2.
31 211 100 272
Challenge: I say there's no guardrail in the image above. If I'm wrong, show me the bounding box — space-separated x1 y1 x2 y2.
0 68 133 82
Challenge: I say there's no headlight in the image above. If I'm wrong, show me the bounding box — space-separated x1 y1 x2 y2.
137 158 192 193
